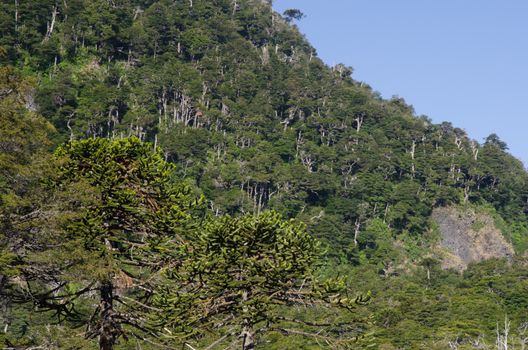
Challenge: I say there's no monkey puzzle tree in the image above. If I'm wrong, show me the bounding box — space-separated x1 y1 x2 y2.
158 211 367 349
7 137 203 350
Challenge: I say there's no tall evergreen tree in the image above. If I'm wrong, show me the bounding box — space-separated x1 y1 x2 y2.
7 137 203 350
158 211 366 349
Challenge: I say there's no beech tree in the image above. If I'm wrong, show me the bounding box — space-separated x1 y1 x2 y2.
282 9 305 23
7 137 203 350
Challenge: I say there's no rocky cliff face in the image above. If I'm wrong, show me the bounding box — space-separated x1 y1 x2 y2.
432 207 514 270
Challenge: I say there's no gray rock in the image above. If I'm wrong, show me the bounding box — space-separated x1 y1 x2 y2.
432 207 514 271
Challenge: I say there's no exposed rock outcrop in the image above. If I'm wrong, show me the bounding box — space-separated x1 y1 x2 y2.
432 206 514 271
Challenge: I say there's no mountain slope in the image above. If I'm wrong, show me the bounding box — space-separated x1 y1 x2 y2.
2 0 528 348
3 0 526 253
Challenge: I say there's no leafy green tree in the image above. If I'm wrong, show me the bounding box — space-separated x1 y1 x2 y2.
484 133 508 151
0 65 54 205
0 65 55 339
419 257 440 282
282 9 305 23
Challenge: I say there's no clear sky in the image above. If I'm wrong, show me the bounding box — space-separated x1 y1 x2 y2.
273 0 528 166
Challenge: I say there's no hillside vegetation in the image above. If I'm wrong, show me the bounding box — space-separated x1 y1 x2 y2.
2 0 528 349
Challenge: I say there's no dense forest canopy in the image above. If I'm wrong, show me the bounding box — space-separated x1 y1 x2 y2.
1 0 528 349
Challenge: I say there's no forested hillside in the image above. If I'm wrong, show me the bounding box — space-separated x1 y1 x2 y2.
2 0 528 349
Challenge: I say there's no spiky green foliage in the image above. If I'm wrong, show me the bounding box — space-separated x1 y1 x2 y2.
158 211 366 349
5 137 203 349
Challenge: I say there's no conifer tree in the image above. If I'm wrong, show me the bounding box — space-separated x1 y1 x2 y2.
158 211 366 349
7 137 203 350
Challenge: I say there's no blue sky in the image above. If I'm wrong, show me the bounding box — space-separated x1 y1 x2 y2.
273 0 528 166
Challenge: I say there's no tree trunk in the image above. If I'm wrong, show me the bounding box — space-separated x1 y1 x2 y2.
44 6 58 40
241 319 255 350
0 275 9 334
14 0 18 32
240 290 254 350
353 218 361 246
99 281 118 350
232 0 237 16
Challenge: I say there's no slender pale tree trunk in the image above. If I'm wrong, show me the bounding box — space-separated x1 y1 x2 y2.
14 0 19 32
0 275 9 334
353 218 361 246
241 319 255 350
44 6 59 40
